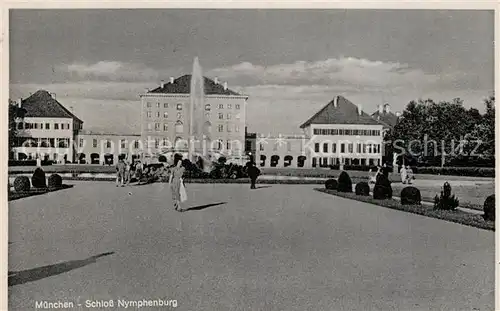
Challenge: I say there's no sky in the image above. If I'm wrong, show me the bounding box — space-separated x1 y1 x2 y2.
9 9 494 135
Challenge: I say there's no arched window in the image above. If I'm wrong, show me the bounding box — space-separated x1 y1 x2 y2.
284 155 293 167
24 139 36 148
260 155 267 167
175 120 184 133
270 155 280 167
297 156 306 168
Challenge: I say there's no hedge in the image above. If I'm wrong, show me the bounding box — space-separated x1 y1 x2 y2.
414 166 494 177
316 188 494 231
9 160 54 166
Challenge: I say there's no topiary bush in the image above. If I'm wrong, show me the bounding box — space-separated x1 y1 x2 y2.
400 186 421 205
13 176 31 192
325 179 338 190
483 194 495 221
355 182 370 196
48 174 63 188
31 167 47 188
373 174 392 200
337 171 353 193
433 182 459 210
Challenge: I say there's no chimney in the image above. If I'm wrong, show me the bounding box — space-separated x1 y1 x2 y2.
160 80 165 88
223 82 228 90
378 104 383 114
17 98 22 108
333 96 338 108
169 77 174 84
384 103 390 113
357 103 363 116
50 93 56 100
214 77 219 84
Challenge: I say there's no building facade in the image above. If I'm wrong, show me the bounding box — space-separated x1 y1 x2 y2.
75 131 142 165
11 90 83 163
256 96 385 168
139 75 249 161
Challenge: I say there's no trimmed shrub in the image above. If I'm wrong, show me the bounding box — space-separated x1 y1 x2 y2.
483 194 495 221
325 179 338 190
337 171 353 192
400 186 421 205
48 174 63 188
31 167 47 188
433 182 459 210
355 182 370 196
158 155 167 163
373 174 392 200
13 176 30 192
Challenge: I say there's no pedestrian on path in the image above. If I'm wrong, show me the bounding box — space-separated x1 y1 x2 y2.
247 161 261 189
115 157 126 187
169 155 186 212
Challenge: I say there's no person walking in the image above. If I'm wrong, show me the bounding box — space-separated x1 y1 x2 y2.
169 155 186 212
115 157 126 187
247 161 261 189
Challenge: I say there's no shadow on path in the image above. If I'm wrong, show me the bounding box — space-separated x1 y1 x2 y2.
185 202 227 212
8 252 114 287
255 186 272 189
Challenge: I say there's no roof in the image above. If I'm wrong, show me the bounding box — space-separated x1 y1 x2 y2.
148 75 242 96
79 130 141 136
371 110 399 128
21 90 83 123
300 95 382 128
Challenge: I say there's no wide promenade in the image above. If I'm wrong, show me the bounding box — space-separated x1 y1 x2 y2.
9 181 494 310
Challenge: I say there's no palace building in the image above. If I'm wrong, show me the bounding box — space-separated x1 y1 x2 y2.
256 95 387 168
139 75 249 160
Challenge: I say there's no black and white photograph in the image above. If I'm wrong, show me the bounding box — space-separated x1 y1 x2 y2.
5 5 496 310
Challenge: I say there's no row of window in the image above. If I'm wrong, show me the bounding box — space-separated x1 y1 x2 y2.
259 142 293 152
146 122 240 133
17 122 72 130
313 129 381 136
147 138 239 150
314 142 381 154
146 102 241 110
145 111 240 121
14 137 70 148
86 139 141 149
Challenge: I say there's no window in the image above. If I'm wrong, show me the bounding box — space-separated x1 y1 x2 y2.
340 143 345 153
236 104 240 109
313 129 319 135
218 104 224 109
146 102 152 108
362 143 366 153
79 138 84 147
93 139 98 148
205 104 211 111
164 112 168 118
177 112 182 119
156 111 160 118
175 121 184 133
147 123 152 131
147 111 152 118
218 113 224 120
177 104 182 110
235 125 240 132
348 143 353 153
227 125 232 132
163 123 168 131
164 103 169 108
228 104 232 109
323 143 328 153
106 140 111 148
34 123 39 129
155 123 160 131
314 143 320 153
227 113 231 119
332 143 337 153
121 139 126 148
154 138 159 148
134 141 140 149
226 140 231 150
45 123 50 130
357 143 362 153
260 143 264 151
312 157 317 167
54 123 59 130
157 102 161 108
218 124 224 132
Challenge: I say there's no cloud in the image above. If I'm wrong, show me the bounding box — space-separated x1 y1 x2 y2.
59 61 165 82
207 57 470 92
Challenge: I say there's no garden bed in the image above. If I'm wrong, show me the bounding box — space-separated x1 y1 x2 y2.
8 184 74 201
316 188 493 231
53 176 327 184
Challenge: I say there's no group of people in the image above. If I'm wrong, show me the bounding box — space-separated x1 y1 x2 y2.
115 157 144 187
368 164 415 184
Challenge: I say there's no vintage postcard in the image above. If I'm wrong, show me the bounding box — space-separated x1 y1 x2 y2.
3 3 497 310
